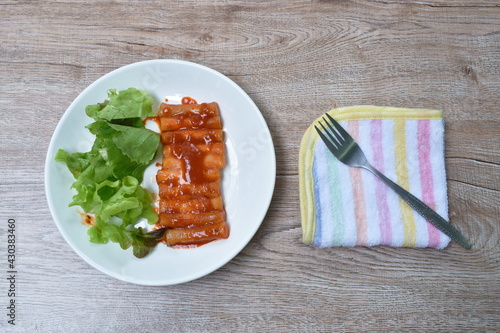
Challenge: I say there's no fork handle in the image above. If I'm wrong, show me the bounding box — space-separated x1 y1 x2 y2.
363 164 472 249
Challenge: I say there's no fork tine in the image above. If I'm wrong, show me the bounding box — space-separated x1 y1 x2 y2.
324 113 351 142
319 119 341 147
314 125 340 153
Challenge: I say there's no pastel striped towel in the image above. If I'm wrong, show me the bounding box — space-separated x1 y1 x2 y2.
299 106 451 249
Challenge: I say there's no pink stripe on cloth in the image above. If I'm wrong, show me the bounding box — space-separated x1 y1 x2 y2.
418 120 440 248
370 119 392 245
348 121 368 245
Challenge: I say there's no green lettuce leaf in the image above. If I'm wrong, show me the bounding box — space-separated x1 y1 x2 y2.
55 149 90 179
86 88 155 121
108 123 160 164
56 87 162 258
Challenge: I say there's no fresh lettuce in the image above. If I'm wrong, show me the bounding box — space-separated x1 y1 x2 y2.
85 88 155 121
56 88 163 258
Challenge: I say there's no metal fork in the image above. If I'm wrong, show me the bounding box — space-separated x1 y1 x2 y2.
314 113 472 249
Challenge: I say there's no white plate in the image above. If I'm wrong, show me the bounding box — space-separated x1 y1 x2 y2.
45 59 276 285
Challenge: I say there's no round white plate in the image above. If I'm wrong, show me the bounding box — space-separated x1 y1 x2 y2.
45 59 276 285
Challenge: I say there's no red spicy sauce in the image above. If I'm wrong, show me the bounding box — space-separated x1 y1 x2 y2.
143 116 160 127
172 142 209 184
156 100 228 247
78 211 95 227
181 96 198 105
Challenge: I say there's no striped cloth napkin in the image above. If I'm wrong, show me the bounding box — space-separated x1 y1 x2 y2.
299 106 451 249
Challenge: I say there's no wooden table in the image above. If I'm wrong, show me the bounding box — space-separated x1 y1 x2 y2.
1 1 499 332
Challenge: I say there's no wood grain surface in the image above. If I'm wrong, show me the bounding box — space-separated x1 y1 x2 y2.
1 0 499 332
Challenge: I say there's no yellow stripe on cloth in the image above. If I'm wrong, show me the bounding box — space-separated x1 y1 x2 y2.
330 105 442 122
394 119 417 246
299 125 318 244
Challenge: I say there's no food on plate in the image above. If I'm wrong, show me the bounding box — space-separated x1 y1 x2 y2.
156 101 229 247
55 88 162 258
55 88 229 255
